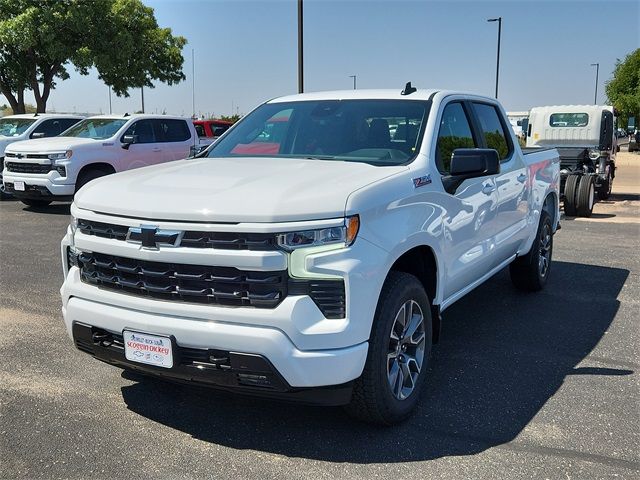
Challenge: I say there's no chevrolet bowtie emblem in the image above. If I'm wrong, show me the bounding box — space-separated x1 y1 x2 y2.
126 225 182 249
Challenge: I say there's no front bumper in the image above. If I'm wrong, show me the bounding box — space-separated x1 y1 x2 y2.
3 172 75 199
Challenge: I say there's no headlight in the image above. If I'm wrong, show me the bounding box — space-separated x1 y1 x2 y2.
48 150 72 161
277 215 360 251
588 149 601 160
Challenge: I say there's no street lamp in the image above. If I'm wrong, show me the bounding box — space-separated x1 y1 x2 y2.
590 63 599 105
298 0 304 93
349 75 357 90
487 17 502 99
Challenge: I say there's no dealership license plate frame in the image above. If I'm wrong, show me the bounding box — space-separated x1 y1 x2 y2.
14 181 25 191
123 330 174 369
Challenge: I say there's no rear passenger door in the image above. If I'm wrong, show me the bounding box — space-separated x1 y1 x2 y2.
436 101 500 300
471 102 528 262
154 119 193 161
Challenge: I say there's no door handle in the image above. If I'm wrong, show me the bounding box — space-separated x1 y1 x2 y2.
152 148 162 152
517 173 527 183
481 183 496 195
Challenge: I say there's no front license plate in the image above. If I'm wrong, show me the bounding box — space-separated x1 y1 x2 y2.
123 330 173 368
14 181 25 191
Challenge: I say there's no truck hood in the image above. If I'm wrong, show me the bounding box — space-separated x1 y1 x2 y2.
5 136 98 153
75 157 406 223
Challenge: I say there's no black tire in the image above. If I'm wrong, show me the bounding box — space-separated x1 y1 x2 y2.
20 199 52 207
345 271 432 425
597 169 613 200
510 210 553 292
576 175 595 217
75 168 110 193
0 185 12 200
563 174 580 216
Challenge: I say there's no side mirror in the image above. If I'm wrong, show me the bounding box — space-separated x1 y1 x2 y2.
442 148 500 195
31 132 46 139
121 135 136 149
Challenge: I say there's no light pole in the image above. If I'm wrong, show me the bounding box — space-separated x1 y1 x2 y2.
141 86 145 113
192 48 196 118
108 86 112 114
298 0 304 93
590 63 599 104
487 17 502 99
349 75 357 89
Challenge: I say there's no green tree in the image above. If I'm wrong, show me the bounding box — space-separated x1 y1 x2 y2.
0 0 187 113
606 49 640 123
219 114 242 124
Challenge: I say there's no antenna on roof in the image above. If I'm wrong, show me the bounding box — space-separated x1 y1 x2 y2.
401 82 417 96
34 112 39 117
124 112 130 117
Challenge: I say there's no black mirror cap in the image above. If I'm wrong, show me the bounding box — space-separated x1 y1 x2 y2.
121 135 136 149
450 148 500 176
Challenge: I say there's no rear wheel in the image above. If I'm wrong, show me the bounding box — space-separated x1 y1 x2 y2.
576 175 595 217
345 272 432 425
510 210 553 292
563 174 580 216
20 199 52 208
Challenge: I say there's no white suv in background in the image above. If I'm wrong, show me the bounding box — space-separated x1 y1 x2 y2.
2 114 198 207
0 114 84 199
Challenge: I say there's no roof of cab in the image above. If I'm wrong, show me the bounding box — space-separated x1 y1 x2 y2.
269 89 440 103
1 113 85 119
84 113 190 121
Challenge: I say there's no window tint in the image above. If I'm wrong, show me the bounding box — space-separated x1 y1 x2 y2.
122 120 156 143
436 102 476 173
212 124 230 137
473 103 511 160
58 119 82 133
549 113 588 127
155 119 191 142
194 124 206 137
229 108 293 155
31 119 62 138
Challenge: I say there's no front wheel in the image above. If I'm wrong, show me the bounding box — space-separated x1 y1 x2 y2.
510 210 553 292
345 272 432 425
597 170 613 200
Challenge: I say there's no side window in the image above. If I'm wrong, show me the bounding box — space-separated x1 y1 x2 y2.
436 102 476 173
473 103 512 160
212 124 230 137
122 120 156 144
30 119 62 138
194 124 206 137
155 119 191 142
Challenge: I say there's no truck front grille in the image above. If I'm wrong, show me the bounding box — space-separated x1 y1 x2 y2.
77 219 277 250
75 251 346 318
78 252 287 308
5 161 53 174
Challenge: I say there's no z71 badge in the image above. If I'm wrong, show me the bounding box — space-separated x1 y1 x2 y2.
412 175 432 188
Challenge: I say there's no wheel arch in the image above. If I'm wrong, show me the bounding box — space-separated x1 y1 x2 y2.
542 190 559 230
77 162 116 180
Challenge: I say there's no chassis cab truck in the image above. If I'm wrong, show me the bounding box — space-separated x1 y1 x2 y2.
61 86 560 424
526 105 617 217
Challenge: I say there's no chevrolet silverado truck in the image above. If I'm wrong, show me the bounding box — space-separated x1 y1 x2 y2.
3 114 198 207
526 105 618 217
60 86 560 424
0 113 84 199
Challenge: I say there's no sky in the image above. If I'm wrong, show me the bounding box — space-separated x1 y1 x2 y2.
3 0 639 117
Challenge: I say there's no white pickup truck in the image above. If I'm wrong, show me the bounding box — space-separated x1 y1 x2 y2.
60 87 560 424
3 114 198 207
0 113 84 198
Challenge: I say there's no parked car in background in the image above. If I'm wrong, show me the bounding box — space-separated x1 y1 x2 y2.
0 114 84 199
526 105 617 217
629 130 639 153
60 86 560 424
193 119 233 146
3 114 198 207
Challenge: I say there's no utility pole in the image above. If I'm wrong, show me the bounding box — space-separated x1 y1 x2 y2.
487 17 502 99
298 0 304 93
108 86 112 114
192 48 196 118
590 63 599 104
141 86 145 113
349 75 357 90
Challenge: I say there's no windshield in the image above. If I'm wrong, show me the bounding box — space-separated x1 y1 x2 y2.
206 100 430 165
0 118 36 137
61 118 128 139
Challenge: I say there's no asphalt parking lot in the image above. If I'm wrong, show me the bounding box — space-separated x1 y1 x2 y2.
1 155 639 479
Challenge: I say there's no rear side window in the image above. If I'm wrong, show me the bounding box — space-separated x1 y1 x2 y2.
436 102 476 173
549 113 589 127
155 119 191 142
212 124 230 137
473 103 511 160
194 124 206 137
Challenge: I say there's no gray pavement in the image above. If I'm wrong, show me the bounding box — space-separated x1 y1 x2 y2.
1 165 639 479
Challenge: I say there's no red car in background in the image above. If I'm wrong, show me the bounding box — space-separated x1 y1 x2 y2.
193 119 233 142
